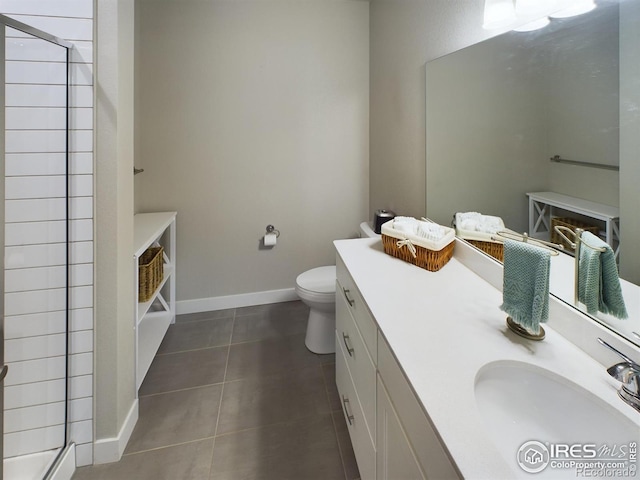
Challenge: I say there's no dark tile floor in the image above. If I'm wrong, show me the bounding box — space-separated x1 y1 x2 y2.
73 301 360 480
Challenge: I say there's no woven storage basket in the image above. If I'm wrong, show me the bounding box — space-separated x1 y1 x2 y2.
467 240 504 262
138 246 164 302
381 221 455 272
551 217 600 252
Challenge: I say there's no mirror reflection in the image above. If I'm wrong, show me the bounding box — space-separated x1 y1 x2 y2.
425 0 639 345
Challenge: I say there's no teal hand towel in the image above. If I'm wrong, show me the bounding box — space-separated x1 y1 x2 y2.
578 231 628 319
500 239 551 334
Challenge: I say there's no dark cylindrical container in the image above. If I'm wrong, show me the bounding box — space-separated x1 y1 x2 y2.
373 209 396 234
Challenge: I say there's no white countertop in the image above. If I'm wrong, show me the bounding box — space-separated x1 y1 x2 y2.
334 237 639 479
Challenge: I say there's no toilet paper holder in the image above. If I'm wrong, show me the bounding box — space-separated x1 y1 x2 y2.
265 225 280 238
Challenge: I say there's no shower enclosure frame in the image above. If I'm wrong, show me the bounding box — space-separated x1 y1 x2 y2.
0 13 74 480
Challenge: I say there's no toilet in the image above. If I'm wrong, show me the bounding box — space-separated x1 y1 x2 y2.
295 222 379 354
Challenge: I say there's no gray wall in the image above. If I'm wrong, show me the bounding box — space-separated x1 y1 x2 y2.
425 36 549 232
370 0 497 219
135 0 369 306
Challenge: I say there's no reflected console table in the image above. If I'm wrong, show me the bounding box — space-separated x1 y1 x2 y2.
134 211 177 391
526 192 620 259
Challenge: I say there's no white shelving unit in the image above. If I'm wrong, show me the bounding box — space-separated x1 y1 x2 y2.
527 191 620 258
134 211 177 391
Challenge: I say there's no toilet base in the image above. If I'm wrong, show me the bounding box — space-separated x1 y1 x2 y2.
305 308 336 354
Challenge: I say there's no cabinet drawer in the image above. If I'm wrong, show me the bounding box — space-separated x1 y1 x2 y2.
336 334 376 480
378 333 460 479
336 284 376 444
336 256 377 359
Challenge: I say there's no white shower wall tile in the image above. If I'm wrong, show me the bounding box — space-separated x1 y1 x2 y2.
71 175 94 197
6 196 92 222
70 85 93 107
4 401 66 433
4 287 66 316
5 37 67 62
5 84 67 107
5 61 67 85
71 152 94 175
75 443 93 467
0 0 93 18
4 378 66 410
70 330 93 355
2 2 95 467
5 175 66 200
71 41 93 64
70 420 92 445
72 108 94 130
72 130 94 152
5 153 66 176
69 353 93 378
4 424 66 458
6 198 64 222
5 130 67 153
5 107 66 130
71 241 94 264
4 311 67 339
71 308 94 332
71 63 93 86
5 243 67 269
69 375 92 400
5 264 93 293
6 15 93 41
3 356 66 386
5 334 66 363
69 398 92 422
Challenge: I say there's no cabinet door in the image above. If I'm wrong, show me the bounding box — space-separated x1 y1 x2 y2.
377 376 426 480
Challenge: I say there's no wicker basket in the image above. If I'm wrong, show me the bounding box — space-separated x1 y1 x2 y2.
551 217 600 252
138 246 164 302
468 240 504 262
382 235 455 271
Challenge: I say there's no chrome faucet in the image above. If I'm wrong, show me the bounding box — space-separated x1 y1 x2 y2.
598 338 640 413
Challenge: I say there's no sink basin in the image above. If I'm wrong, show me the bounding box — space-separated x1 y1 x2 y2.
475 361 638 478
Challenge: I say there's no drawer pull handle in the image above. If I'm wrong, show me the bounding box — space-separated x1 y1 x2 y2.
342 395 355 425
343 288 355 307
342 332 355 357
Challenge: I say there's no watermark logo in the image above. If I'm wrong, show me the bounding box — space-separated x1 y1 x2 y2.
517 441 550 473
516 441 637 477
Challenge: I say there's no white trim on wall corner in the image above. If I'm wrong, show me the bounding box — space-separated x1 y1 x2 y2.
176 288 299 314
93 400 138 465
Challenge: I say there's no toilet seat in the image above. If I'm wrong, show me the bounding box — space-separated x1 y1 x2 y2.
295 266 336 296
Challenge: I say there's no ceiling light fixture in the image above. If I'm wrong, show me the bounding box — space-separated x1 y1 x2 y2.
483 0 517 29
550 0 596 18
513 16 551 31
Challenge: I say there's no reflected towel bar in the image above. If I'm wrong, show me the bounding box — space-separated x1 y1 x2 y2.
550 155 619 171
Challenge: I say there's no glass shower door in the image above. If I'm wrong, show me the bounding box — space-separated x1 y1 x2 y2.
1 16 72 480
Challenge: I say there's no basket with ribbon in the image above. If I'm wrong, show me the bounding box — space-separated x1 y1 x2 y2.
381 217 455 272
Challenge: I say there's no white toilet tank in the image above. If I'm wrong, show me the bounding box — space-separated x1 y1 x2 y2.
359 221 380 239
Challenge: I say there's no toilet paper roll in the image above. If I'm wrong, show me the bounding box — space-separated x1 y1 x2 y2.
264 232 277 247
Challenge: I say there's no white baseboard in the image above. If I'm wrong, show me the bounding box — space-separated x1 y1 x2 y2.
177 288 299 314
93 399 139 465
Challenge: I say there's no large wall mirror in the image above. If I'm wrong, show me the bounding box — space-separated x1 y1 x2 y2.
426 0 639 346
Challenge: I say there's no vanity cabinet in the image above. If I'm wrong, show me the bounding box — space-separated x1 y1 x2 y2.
134 212 177 391
377 334 459 480
336 256 377 480
336 255 459 480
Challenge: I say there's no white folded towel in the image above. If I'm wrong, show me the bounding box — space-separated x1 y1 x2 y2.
416 221 446 241
393 217 418 234
456 212 503 234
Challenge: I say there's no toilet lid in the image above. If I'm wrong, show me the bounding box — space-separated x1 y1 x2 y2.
296 266 336 294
